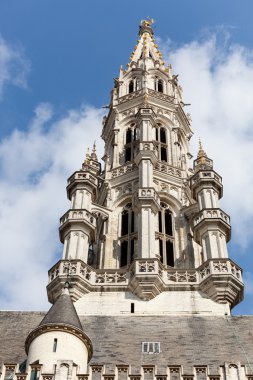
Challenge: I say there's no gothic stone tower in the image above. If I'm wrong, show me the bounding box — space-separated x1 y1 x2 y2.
2 20 252 380
46 19 243 315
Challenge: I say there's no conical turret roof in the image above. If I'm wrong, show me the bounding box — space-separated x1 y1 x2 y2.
25 285 93 360
39 285 82 330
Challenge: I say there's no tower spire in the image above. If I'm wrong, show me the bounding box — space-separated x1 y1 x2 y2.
125 19 166 73
47 21 243 313
84 146 90 164
91 141 97 161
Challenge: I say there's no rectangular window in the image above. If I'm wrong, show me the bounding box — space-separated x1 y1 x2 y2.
53 338 57 352
120 241 128 267
30 369 38 380
166 241 174 267
4 368 14 380
131 302 135 313
142 342 160 354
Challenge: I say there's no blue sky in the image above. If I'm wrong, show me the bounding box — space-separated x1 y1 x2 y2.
0 0 253 314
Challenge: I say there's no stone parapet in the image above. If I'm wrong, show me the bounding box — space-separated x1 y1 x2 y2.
47 258 243 306
1 363 252 380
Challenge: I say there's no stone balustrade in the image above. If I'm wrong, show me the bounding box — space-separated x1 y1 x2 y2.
190 171 222 186
118 88 144 104
199 258 242 282
111 163 138 179
60 210 96 228
68 171 97 185
147 88 175 103
1 363 250 380
193 208 230 228
48 258 242 290
154 162 183 178
137 188 160 203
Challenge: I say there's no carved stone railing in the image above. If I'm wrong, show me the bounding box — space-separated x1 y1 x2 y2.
147 88 174 103
154 162 183 178
167 269 198 283
48 258 243 304
68 171 97 185
118 88 144 104
48 260 128 286
111 162 138 179
137 188 160 202
1 363 249 380
48 258 242 288
190 171 222 186
193 208 230 228
60 209 96 228
199 258 243 282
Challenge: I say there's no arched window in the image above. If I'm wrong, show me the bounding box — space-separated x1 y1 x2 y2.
124 125 139 163
155 124 168 162
158 79 163 93
129 80 134 93
120 203 136 267
126 128 132 144
157 203 174 267
154 77 164 93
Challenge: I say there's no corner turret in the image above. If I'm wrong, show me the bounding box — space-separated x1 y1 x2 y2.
26 284 92 375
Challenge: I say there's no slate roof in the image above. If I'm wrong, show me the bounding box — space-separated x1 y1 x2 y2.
39 290 82 330
1 312 253 373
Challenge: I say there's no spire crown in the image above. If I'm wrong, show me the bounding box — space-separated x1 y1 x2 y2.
84 147 90 164
197 138 207 163
91 141 97 161
194 139 213 172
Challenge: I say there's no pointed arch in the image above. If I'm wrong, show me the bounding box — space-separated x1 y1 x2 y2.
158 79 163 93
129 80 134 93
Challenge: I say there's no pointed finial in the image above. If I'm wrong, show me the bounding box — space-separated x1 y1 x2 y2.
84 147 90 164
91 141 97 161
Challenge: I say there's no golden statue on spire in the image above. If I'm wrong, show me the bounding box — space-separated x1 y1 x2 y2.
84 147 90 165
142 18 154 27
197 138 207 164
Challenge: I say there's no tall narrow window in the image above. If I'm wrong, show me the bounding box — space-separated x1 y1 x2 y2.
160 128 166 143
155 124 168 162
157 203 174 267
129 80 134 93
158 79 163 93
120 203 137 267
124 126 139 163
53 338 58 352
126 128 132 143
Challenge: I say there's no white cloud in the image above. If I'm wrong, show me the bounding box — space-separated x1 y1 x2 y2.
161 30 253 248
0 34 30 97
0 104 103 310
244 272 253 295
